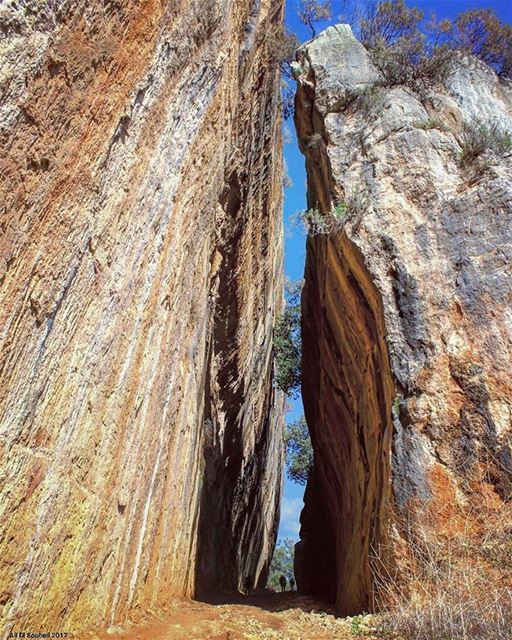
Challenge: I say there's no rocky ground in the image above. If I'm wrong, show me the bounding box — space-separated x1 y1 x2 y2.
85 592 379 640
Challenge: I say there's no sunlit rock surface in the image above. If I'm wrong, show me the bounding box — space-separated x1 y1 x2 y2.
0 0 284 633
295 24 512 614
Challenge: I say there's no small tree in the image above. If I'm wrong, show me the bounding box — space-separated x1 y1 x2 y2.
268 24 301 79
359 0 423 49
298 0 332 39
352 1 512 87
267 26 299 121
355 0 456 90
451 9 512 79
285 416 314 485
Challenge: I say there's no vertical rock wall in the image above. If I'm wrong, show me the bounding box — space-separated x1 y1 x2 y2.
295 25 512 614
0 0 284 633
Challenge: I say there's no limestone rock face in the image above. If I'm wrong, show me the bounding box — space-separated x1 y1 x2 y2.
0 0 284 633
295 25 512 614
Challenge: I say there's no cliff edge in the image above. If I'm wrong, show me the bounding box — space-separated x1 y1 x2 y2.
295 24 512 614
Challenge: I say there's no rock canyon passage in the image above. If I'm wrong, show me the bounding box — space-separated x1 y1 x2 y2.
0 1 511 639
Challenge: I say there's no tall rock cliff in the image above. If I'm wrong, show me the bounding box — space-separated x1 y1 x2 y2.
295 25 512 615
0 0 284 633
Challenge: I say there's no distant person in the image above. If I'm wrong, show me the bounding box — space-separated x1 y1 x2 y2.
290 577 295 591
279 574 287 592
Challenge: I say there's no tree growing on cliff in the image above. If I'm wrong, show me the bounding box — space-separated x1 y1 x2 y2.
285 417 314 485
448 9 512 78
267 25 300 119
350 0 512 87
298 0 332 38
268 24 300 79
358 0 423 49
274 279 302 397
354 0 455 90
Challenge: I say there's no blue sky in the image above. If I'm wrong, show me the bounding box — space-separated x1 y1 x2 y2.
277 0 512 541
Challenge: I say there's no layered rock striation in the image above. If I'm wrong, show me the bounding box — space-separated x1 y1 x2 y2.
0 0 284 633
295 25 512 614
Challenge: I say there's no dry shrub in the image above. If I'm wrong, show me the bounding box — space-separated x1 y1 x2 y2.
297 0 331 39
351 84 387 118
459 118 512 166
371 38 456 92
413 117 446 131
345 183 370 230
349 1 512 91
294 185 371 236
451 9 512 79
355 0 455 90
359 0 423 50
373 501 512 640
267 25 300 79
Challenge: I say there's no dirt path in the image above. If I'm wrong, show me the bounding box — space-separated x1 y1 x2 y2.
88 592 379 640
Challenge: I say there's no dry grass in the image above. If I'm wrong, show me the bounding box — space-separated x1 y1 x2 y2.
459 118 512 165
372 502 512 640
351 85 387 118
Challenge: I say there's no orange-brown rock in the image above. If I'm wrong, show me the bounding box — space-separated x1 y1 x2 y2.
294 25 512 615
0 0 284 634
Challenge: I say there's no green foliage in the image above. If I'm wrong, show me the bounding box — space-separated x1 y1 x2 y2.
291 63 306 80
459 118 512 165
350 614 368 637
268 538 295 590
392 394 402 415
285 416 314 486
298 203 349 235
333 201 349 219
293 189 372 236
274 280 302 397
298 0 331 38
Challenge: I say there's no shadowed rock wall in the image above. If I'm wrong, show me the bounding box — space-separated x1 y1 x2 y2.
295 25 512 614
0 0 284 633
